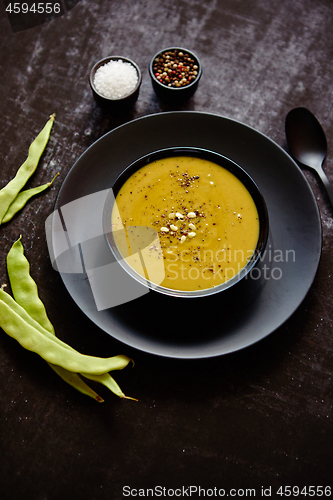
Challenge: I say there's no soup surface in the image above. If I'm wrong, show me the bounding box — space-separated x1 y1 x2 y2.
111 156 260 292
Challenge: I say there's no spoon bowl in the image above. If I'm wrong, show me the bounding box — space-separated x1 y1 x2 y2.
285 107 333 207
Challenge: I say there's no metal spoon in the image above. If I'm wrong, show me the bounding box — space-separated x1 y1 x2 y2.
285 107 333 207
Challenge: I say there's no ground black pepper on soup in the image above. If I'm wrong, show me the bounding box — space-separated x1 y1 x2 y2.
111 156 260 292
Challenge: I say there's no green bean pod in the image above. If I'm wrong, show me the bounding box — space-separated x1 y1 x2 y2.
5 238 135 399
82 373 137 401
0 300 132 375
49 365 104 402
0 287 103 401
2 173 59 224
0 287 58 339
0 288 134 401
0 114 55 223
7 236 55 333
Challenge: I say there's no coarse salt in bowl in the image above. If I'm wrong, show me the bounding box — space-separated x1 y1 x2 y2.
90 56 142 109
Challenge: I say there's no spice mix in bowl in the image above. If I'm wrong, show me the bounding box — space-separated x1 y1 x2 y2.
149 47 202 103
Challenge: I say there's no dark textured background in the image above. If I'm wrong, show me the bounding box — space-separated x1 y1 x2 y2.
0 1 332 499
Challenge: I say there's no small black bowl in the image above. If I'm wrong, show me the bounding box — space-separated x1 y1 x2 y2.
148 47 202 103
103 147 269 299
89 56 142 110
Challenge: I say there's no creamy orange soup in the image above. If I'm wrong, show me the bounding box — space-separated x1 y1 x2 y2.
111 156 259 292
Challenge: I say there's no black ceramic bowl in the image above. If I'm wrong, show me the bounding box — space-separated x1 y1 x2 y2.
89 56 142 110
148 47 202 103
103 147 269 299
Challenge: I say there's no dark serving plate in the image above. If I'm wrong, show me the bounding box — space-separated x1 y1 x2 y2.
47 111 322 359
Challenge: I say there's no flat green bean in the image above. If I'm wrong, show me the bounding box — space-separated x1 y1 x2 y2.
0 287 57 338
0 114 55 223
82 373 137 401
0 287 104 401
0 300 132 375
4 237 135 399
7 236 55 333
2 173 59 224
0 287 102 360
48 365 104 402
0 287 135 400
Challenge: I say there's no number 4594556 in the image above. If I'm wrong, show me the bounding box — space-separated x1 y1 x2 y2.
276 486 331 497
6 3 61 14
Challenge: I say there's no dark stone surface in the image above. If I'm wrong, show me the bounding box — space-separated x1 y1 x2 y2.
0 1 332 498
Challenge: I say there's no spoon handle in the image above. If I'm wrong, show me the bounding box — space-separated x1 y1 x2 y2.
317 164 333 207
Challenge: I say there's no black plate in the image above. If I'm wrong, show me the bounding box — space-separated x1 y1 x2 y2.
50 111 322 359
